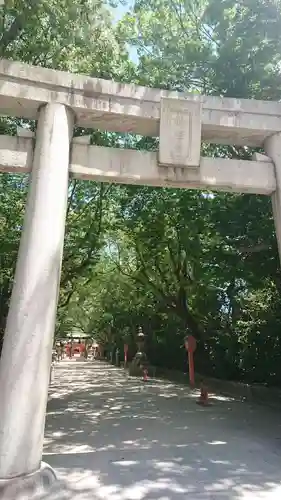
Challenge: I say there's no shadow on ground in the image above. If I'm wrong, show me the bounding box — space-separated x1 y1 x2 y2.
38 361 281 499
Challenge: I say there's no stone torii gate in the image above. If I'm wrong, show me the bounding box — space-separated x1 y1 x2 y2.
0 59 281 496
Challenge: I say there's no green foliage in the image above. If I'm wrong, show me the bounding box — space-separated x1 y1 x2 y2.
2 0 281 386
0 175 27 346
0 0 135 79
0 0 134 344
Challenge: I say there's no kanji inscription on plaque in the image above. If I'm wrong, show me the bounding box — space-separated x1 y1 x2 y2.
159 97 202 168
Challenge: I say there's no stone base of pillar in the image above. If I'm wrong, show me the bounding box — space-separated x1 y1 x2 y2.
0 462 56 499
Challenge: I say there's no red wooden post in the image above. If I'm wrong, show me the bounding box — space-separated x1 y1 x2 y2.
184 335 197 387
188 351 195 386
124 344 128 365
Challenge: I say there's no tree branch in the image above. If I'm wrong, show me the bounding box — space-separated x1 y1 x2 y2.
60 288 75 308
66 180 78 218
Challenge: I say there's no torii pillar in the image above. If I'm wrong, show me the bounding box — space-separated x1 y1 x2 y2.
0 103 73 498
264 133 281 262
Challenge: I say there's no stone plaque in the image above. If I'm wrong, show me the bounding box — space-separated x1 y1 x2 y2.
159 97 202 168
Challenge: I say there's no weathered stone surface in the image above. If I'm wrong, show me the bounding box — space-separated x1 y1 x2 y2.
265 133 281 265
252 152 272 162
0 136 276 195
1 58 281 145
0 135 33 172
16 126 34 138
159 97 202 168
72 135 91 144
0 104 73 480
0 462 56 500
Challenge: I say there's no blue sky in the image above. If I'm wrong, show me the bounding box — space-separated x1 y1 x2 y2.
111 1 138 62
112 0 133 22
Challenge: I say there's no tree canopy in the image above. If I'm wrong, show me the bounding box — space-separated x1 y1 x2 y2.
1 0 281 384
